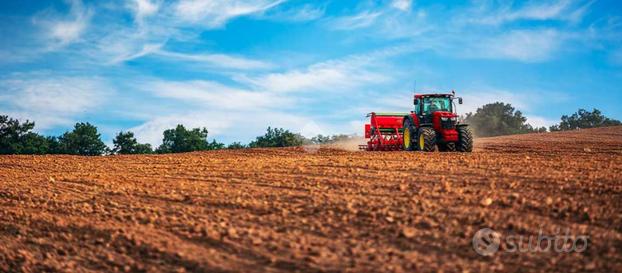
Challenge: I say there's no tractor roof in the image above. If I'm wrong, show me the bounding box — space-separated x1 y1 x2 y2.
415 93 452 98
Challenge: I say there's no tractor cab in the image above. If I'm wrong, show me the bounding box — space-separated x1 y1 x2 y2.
413 93 462 124
416 95 452 115
414 93 463 113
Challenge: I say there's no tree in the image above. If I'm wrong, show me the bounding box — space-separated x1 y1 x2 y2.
227 142 246 149
207 139 225 150
156 124 223 153
549 109 621 131
249 127 304 148
19 133 50 154
0 115 49 154
535 127 547 133
463 102 538 137
56 122 108 156
46 136 62 154
112 131 153 154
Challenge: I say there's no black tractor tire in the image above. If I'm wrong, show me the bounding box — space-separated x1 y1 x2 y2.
418 127 436 152
438 142 456 152
457 126 473 152
402 119 415 151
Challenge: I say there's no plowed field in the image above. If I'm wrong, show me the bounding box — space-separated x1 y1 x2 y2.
1 127 622 272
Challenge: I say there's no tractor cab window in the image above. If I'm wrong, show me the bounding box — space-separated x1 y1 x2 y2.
414 99 421 115
422 97 452 115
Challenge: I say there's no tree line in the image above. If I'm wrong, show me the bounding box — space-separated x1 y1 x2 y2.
0 116 353 156
462 103 620 137
1 103 620 155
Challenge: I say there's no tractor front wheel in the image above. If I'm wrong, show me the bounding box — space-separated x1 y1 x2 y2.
403 119 415 151
457 126 473 152
418 127 436 152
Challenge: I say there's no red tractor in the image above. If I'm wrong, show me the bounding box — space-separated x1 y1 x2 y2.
361 91 473 152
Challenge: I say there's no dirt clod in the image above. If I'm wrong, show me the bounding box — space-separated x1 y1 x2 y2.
401 227 417 238
480 197 493 207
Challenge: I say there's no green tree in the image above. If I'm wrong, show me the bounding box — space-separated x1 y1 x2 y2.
46 136 62 154
227 142 246 149
19 133 50 154
549 109 621 131
0 115 49 154
463 102 538 137
112 131 153 154
156 124 223 153
57 122 108 156
249 127 304 148
207 139 225 150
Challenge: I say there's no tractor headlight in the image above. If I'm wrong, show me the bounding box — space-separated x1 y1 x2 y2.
451 117 458 122
441 117 449 121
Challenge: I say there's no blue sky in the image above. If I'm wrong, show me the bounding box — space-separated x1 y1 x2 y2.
1 0 621 146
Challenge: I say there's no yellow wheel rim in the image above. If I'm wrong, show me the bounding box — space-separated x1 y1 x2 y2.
404 128 410 148
419 134 425 150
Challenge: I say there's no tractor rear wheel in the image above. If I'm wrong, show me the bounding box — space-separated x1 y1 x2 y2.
403 119 415 151
457 126 473 152
418 127 436 152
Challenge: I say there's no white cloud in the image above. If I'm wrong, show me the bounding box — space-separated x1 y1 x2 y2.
526 115 558 128
324 1 419 33
174 0 285 27
42 0 92 47
0 75 111 130
101 41 274 69
318 1 586 64
131 0 160 22
458 90 531 116
467 29 562 62
263 4 325 22
49 19 86 45
145 80 291 109
155 50 273 70
391 0 412 12
110 42 164 64
237 52 396 93
469 0 587 26
79 1 288 65
330 11 382 30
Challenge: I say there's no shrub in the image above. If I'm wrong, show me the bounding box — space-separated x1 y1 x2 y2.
249 127 304 148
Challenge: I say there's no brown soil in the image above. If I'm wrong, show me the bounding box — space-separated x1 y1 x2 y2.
1 126 621 272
